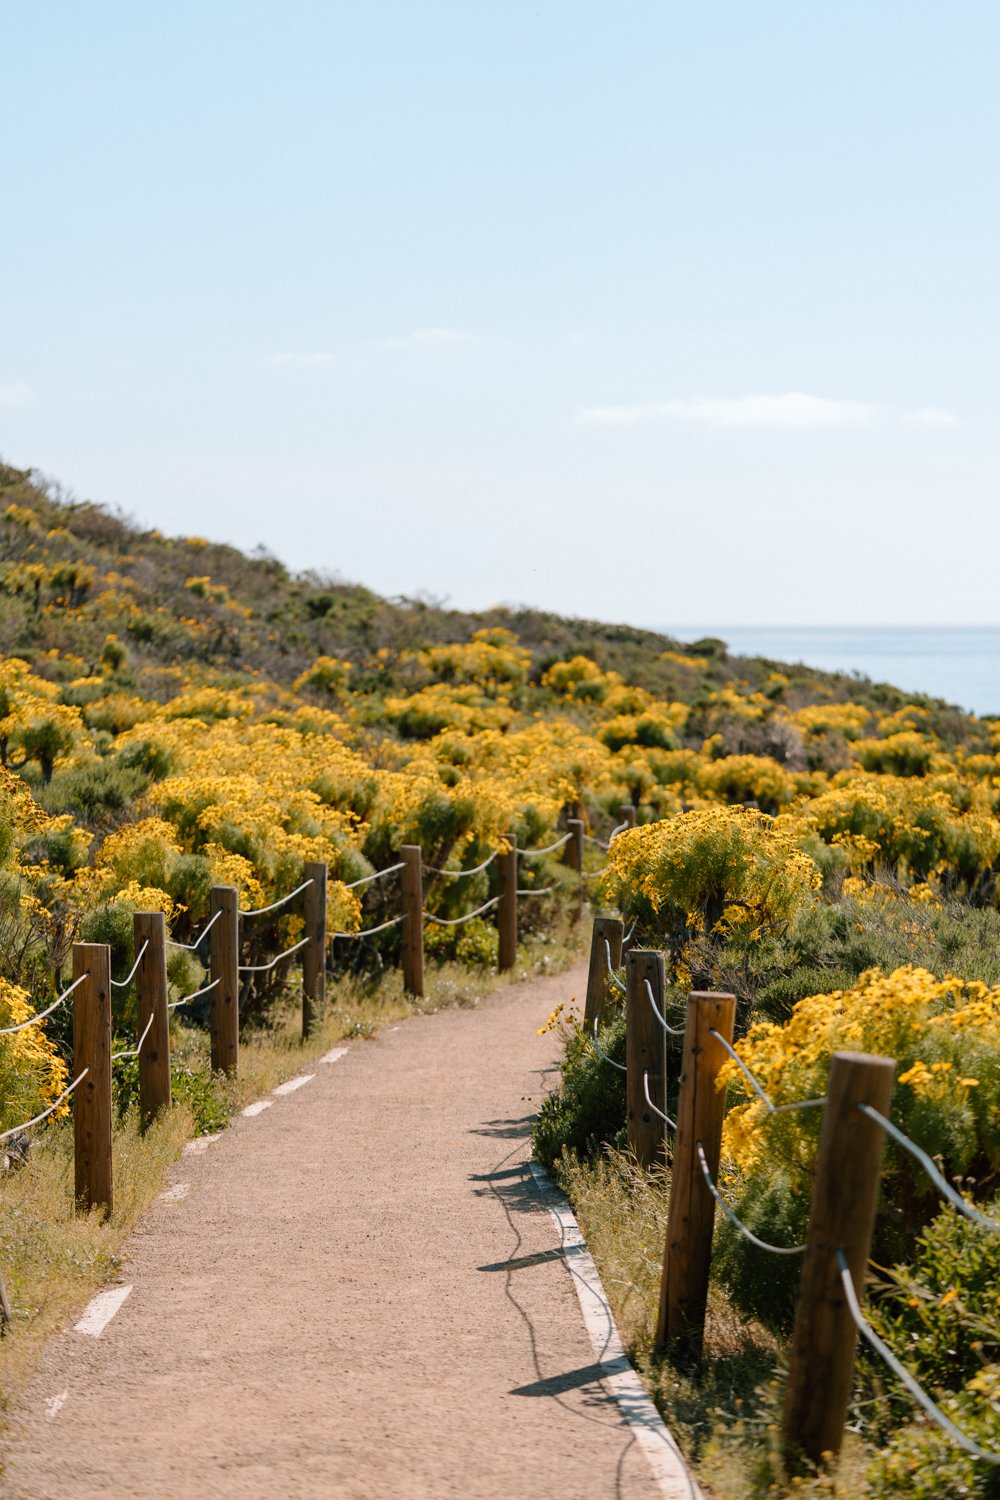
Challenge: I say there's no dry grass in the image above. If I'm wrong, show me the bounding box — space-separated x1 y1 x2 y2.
555 1147 876 1499
0 1104 191 1413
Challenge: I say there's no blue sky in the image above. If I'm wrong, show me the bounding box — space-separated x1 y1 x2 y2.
2 2 998 625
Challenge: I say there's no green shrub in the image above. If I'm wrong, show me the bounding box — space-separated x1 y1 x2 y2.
532 1013 626 1168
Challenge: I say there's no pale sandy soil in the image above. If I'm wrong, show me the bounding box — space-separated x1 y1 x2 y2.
2 961 663 1499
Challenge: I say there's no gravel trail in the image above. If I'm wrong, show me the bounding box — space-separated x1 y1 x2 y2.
2 962 665 1499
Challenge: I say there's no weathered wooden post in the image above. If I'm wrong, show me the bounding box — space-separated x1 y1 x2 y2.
655 990 736 1363
209 885 239 1076
73 941 113 1216
626 949 669 1169
134 912 170 1126
566 817 585 875
619 803 637 829
497 833 518 972
302 860 327 1034
400 845 425 997
583 916 624 1029
782 1051 895 1472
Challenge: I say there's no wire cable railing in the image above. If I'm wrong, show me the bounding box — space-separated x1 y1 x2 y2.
342 862 405 890
520 832 573 860
0 973 89 1037
424 896 500 927
838 1250 1000 1465
516 885 555 897
583 832 610 851
643 1071 676 1129
333 913 406 939
696 1141 806 1254
239 936 310 974
166 908 222 951
646 978 685 1037
591 1016 626 1072
0 1069 90 1144
604 939 626 994
709 1029 827 1117
168 977 219 1010
239 879 314 919
423 851 498 878
110 941 149 989
111 1012 155 1063
858 1104 1000 1234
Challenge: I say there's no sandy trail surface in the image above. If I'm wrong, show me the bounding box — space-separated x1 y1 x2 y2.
2 962 665 1499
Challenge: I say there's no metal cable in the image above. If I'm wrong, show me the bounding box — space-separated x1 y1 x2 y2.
859 1104 1000 1233
583 833 610 851
645 978 686 1037
604 939 626 994
0 1069 90 1143
0 973 89 1036
423 851 498 878
168 977 219 1009
424 896 500 927
607 820 629 842
591 1016 626 1072
643 1071 676 1129
166 908 222 950
332 913 406 938
111 1013 154 1062
239 878 314 918
110 941 149 989
622 916 638 945
239 936 310 974
838 1250 1000 1464
697 1141 806 1254
342 862 405 890
520 832 573 859
516 886 555 897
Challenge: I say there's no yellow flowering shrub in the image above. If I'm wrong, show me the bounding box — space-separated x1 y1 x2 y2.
0 979 69 1134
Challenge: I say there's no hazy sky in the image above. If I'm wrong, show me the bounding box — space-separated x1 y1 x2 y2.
3 3 998 626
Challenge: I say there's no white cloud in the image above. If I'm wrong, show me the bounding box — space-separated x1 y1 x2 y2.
903 406 960 427
375 327 471 351
0 381 35 408
578 392 875 428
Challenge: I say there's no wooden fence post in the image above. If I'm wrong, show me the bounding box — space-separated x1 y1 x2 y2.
302 860 327 1035
134 911 170 1127
73 941 113 1216
497 833 518 972
782 1050 895 1471
619 803 637 829
400 845 424 997
655 989 736 1363
626 949 669 1170
583 916 623 1029
209 885 239 1076
566 818 585 875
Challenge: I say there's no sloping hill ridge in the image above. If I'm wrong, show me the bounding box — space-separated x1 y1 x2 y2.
0 461 973 727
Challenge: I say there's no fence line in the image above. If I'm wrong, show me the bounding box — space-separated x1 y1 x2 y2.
424 851 498 878
110 941 149 989
111 1012 155 1063
166 908 222 950
239 879 314 918
0 1069 90 1144
0 973 88 1037
859 1103 1000 1233
837 1250 1000 1465
424 897 499 927
695 1141 806 1255
168 977 219 1009
342 862 405 890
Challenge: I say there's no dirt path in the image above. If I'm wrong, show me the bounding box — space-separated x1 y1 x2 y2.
2 963 667 1499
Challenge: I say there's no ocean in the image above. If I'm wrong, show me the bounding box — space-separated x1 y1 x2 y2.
664 626 1000 719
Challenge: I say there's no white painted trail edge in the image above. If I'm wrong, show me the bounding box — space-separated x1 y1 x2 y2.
243 1100 273 1117
45 1391 68 1421
183 1133 221 1155
319 1045 349 1065
527 1163 702 1500
273 1073 314 1096
73 1285 132 1338
159 1181 190 1202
